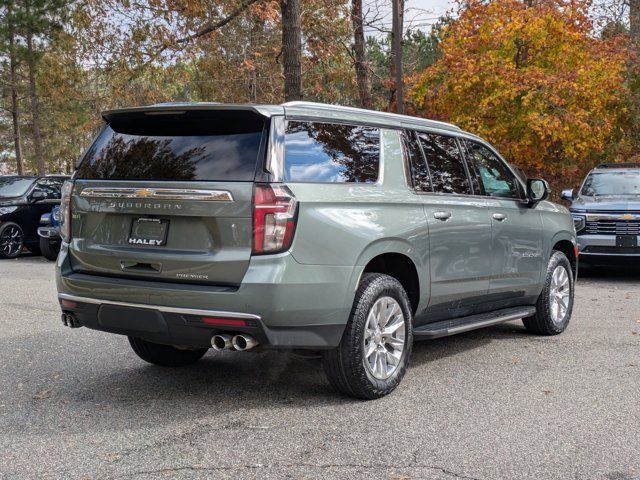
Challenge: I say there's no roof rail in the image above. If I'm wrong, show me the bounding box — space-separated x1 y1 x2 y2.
282 101 461 131
596 162 640 169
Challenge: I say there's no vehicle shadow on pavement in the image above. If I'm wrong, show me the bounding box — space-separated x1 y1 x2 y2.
57 323 537 412
410 322 528 367
64 348 350 412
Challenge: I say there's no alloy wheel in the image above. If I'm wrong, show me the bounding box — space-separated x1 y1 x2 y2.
363 296 406 380
549 265 571 325
0 225 23 258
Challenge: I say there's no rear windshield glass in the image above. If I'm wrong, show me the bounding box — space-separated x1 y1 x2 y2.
76 111 265 181
284 121 380 183
581 171 640 196
0 177 34 198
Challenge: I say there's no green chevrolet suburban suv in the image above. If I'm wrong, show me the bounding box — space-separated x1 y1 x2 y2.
56 102 577 399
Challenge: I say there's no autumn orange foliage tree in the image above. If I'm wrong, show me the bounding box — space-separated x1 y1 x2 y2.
410 0 631 185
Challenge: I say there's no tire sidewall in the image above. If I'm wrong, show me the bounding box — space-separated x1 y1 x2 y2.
348 275 414 393
40 237 60 261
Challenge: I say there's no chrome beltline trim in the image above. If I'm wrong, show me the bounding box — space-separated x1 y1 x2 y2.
80 187 234 202
58 293 261 320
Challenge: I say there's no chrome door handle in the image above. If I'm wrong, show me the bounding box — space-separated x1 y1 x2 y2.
433 211 452 221
492 213 507 221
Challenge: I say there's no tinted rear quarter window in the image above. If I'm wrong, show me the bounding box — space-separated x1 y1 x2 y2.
76 111 265 181
284 121 380 183
418 133 470 194
403 130 431 192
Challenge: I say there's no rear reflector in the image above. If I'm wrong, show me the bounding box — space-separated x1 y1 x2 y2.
60 299 77 309
201 317 248 327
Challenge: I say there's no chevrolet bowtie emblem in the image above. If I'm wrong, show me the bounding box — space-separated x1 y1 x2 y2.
621 214 635 220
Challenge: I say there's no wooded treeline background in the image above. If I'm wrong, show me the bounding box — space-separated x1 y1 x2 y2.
0 0 638 189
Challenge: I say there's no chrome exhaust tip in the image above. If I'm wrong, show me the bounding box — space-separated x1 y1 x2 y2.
61 313 80 328
211 334 233 351
232 334 258 351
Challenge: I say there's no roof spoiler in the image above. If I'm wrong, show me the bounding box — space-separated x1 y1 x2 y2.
102 103 283 123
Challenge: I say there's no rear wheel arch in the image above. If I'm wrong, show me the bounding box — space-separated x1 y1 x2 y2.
360 252 421 315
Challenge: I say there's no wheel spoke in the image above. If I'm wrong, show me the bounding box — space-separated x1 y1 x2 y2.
362 296 406 381
384 336 404 350
383 302 398 326
549 265 571 325
383 317 403 336
385 346 402 364
377 350 388 377
365 340 376 359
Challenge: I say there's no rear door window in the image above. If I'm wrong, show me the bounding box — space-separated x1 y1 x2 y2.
417 133 471 195
284 121 380 183
76 111 265 181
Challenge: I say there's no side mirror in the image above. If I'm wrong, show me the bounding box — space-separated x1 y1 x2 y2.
560 189 574 201
527 178 549 206
30 191 47 201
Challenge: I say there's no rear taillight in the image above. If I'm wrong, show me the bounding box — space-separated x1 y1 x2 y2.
59 180 73 243
252 183 298 255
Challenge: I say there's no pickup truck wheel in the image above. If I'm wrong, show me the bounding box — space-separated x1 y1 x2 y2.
40 237 60 261
323 273 413 399
523 250 574 335
0 222 24 259
128 337 208 367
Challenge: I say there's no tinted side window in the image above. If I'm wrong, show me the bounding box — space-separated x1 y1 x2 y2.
284 121 379 183
403 130 431 192
33 178 63 199
463 140 519 198
418 133 470 194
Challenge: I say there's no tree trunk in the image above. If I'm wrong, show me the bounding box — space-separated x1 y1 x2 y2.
26 31 45 175
351 0 371 109
280 0 302 101
391 0 404 114
8 23 24 175
631 0 640 54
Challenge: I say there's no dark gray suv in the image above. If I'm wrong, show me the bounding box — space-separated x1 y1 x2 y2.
562 162 640 266
56 102 577 399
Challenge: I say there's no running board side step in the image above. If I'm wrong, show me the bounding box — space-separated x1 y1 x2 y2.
413 306 536 339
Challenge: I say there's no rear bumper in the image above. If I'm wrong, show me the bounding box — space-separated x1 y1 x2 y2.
56 245 360 349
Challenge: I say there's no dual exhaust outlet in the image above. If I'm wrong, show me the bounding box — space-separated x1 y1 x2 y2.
211 334 258 352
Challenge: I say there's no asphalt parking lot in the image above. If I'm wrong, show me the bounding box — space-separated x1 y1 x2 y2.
1 257 639 480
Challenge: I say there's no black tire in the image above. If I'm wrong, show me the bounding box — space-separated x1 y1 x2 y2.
39 237 60 261
0 222 24 259
128 337 208 367
523 250 574 335
323 273 413 400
